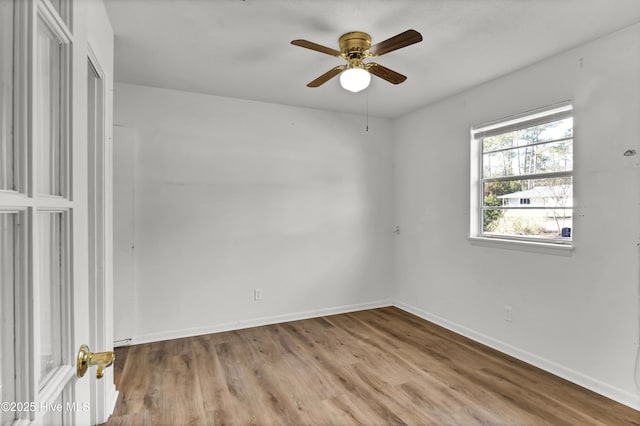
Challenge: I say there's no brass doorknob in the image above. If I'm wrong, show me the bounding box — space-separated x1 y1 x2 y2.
77 344 115 379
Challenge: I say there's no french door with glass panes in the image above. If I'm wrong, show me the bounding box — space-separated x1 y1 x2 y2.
1 0 92 424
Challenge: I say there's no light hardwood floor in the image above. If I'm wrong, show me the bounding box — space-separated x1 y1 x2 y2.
106 307 640 425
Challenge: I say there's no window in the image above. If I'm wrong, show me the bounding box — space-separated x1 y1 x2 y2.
471 102 573 244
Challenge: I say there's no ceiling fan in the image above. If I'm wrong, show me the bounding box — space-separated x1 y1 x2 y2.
291 29 423 92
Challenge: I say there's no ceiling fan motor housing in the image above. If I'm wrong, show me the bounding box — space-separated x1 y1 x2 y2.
339 31 371 68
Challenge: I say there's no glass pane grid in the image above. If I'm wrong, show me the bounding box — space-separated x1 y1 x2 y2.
482 135 573 155
481 117 573 151
481 117 573 181
4 1 74 419
482 139 573 179
480 114 573 242
38 212 64 389
36 18 64 197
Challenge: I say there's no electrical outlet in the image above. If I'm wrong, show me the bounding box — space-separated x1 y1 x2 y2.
254 288 263 301
504 306 513 322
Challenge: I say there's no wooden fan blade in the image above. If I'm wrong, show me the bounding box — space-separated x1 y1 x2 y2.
366 63 407 84
369 29 423 56
291 39 342 57
307 65 346 87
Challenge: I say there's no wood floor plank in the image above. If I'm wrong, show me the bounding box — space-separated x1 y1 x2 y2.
355 309 602 424
348 310 580 422
106 307 640 425
111 344 151 416
396 379 506 425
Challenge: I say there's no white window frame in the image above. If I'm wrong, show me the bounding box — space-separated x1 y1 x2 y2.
470 101 574 249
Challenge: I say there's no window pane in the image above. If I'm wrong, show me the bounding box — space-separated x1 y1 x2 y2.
483 177 573 208
482 117 573 152
35 18 62 196
483 139 573 179
483 177 572 240
483 208 573 241
38 212 64 386
0 0 14 191
1 213 16 425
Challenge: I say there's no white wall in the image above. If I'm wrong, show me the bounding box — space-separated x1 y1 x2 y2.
393 24 640 409
113 84 394 343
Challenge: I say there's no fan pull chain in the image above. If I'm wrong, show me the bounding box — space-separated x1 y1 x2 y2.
366 90 369 132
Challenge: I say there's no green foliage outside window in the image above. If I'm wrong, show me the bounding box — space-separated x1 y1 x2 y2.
483 193 503 231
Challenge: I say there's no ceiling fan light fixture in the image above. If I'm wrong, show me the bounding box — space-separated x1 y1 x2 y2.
292 29 422 89
339 67 371 92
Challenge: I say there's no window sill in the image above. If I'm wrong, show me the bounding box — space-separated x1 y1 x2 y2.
468 236 574 256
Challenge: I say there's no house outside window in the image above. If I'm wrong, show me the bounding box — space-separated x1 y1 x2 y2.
471 102 573 245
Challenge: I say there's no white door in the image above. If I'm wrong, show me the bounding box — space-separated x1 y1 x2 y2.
0 0 109 424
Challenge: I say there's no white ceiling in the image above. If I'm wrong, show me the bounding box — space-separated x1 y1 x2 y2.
103 0 640 119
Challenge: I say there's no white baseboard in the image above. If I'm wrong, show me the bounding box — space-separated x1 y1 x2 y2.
127 299 393 346
393 300 640 412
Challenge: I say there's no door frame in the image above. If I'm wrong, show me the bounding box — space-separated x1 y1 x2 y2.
87 44 116 425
